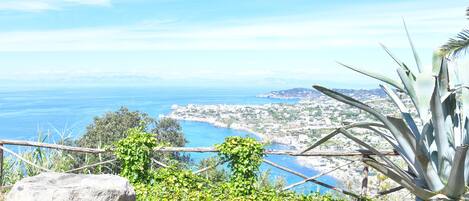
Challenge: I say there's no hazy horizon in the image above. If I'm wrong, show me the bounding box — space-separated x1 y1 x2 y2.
1 0 468 89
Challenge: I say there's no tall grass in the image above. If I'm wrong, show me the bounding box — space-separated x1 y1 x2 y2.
1 126 105 186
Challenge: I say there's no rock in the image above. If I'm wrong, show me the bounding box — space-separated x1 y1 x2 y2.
6 172 136 201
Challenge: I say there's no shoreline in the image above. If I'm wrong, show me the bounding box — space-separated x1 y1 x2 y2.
168 115 349 180
167 108 398 195
168 115 297 147
168 114 390 195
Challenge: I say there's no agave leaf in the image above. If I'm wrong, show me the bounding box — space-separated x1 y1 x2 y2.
432 49 444 76
363 126 404 158
422 122 435 146
380 43 416 80
442 145 468 199
461 65 469 145
313 85 418 163
363 157 436 200
337 62 405 91
339 128 415 182
435 56 452 102
445 95 458 147
397 68 426 121
387 116 417 157
420 122 440 171
461 83 469 184
388 116 444 191
364 125 426 181
380 84 421 140
300 122 385 154
366 126 398 145
300 129 339 154
430 79 454 180
403 19 423 73
415 71 435 122
380 84 409 112
314 85 446 190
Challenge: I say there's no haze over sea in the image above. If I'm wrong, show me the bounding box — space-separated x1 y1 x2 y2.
0 86 336 193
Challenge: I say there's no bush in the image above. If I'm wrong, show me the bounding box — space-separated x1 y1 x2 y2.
113 127 160 183
215 136 264 195
114 133 347 201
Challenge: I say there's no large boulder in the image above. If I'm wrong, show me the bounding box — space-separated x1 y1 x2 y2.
6 172 135 201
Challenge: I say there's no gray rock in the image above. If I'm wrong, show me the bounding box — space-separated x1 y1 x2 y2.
6 172 135 201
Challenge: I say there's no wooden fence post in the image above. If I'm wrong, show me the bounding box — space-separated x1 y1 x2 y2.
0 143 4 188
360 156 369 199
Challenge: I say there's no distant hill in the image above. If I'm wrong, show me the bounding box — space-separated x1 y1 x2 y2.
257 87 386 100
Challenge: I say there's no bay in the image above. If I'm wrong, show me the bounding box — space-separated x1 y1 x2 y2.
0 86 336 193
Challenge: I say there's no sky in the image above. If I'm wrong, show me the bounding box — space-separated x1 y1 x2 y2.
0 0 467 89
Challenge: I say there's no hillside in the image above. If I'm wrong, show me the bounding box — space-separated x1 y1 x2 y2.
257 88 386 100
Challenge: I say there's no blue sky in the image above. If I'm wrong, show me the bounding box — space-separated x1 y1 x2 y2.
0 0 467 89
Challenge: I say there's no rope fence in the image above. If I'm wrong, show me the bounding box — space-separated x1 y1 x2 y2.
0 136 402 200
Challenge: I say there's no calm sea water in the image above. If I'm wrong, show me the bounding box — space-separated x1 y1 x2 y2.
0 86 336 193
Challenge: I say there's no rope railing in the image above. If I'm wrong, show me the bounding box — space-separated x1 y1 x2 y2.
0 139 402 200
65 159 117 173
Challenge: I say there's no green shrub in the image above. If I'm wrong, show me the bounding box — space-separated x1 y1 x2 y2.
215 136 265 195
114 133 347 201
113 127 160 183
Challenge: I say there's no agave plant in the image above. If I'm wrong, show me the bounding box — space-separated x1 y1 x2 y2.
311 23 469 200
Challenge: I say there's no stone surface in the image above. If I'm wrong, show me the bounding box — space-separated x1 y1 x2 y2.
6 172 135 201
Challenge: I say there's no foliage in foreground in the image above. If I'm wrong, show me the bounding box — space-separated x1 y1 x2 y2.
313 21 469 200
1 131 76 186
114 130 345 201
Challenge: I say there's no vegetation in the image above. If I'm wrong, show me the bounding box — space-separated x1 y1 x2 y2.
114 127 161 184
314 20 469 200
113 131 345 201
197 157 229 183
74 106 187 173
441 8 469 57
78 107 156 149
1 131 76 186
216 136 265 195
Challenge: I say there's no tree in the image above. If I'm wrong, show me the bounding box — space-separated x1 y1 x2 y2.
78 106 156 148
75 106 187 173
196 157 228 183
441 7 469 56
152 117 187 147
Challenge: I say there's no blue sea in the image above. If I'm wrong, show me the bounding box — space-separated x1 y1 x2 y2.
0 86 336 193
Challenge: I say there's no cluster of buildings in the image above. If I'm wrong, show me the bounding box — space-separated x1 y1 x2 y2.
169 92 416 197
170 95 401 151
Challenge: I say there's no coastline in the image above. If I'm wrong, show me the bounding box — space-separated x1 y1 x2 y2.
168 115 296 147
168 115 347 176
168 114 379 194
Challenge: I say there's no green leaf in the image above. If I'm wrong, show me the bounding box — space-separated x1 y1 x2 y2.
313 85 418 167
442 145 468 199
380 43 416 80
300 121 385 154
363 157 436 200
430 79 454 180
380 84 421 140
337 62 405 91
339 128 415 182
403 19 423 73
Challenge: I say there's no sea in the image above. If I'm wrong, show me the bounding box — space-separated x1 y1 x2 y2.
0 86 336 193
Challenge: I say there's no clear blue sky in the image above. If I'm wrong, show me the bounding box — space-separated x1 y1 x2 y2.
0 0 467 89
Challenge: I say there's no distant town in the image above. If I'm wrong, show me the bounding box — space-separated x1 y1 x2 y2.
169 87 416 194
